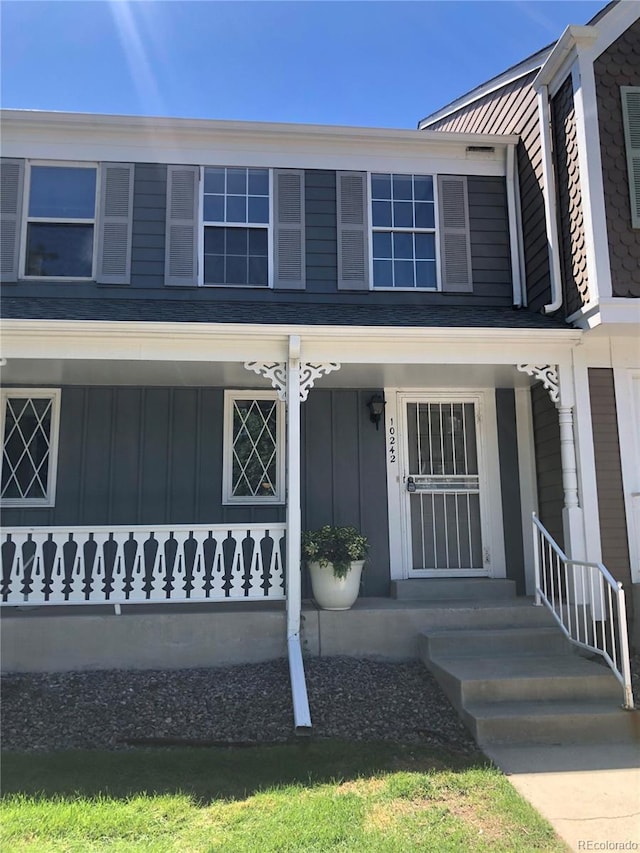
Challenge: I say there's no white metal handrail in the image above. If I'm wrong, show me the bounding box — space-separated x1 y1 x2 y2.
532 513 633 710
1 523 286 610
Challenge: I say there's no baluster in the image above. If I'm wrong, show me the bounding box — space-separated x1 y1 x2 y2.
246 528 263 599
227 531 246 599
190 535 206 600
270 530 285 598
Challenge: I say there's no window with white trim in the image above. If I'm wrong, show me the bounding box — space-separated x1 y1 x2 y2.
371 173 437 289
23 164 97 278
203 167 271 287
1 389 61 507
223 391 285 504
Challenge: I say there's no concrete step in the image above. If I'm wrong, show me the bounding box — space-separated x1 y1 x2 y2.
421 626 572 659
422 652 622 707
464 700 640 746
392 578 516 601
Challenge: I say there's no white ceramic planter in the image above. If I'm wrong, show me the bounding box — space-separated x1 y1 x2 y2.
308 560 365 610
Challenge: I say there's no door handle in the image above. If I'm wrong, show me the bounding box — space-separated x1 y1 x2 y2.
406 476 417 493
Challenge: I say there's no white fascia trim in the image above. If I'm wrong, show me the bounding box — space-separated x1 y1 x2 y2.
1 110 518 174
418 48 552 129
568 300 640 329
533 26 597 90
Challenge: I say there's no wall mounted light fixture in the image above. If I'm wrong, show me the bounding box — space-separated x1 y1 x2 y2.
366 394 386 430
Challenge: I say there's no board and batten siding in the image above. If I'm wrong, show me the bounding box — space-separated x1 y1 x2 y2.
530 382 563 548
588 369 632 593
423 70 552 312
594 17 640 297
301 389 389 597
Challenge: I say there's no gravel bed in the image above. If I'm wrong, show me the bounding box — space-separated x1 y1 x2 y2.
4 653 638 754
1 657 480 754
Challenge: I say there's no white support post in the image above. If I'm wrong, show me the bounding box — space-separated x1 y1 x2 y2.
285 334 311 732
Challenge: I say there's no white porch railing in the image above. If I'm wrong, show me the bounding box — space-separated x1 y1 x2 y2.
532 514 634 710
1 523 286 608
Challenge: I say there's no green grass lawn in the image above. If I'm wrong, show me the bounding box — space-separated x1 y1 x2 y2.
1 741 568 852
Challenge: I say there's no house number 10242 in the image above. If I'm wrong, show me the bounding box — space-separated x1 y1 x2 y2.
388 418 397 464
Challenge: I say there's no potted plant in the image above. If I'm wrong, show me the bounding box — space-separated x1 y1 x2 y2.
301 525 368 610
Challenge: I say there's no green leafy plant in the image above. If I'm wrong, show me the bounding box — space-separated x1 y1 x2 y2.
301 525 369 579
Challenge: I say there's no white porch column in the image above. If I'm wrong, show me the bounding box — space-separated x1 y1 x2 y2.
286 335 302 640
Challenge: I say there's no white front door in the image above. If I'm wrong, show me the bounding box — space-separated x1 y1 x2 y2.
401 396 490 576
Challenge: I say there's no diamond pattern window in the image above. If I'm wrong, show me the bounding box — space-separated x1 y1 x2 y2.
1 390 61 506
223 392 284 504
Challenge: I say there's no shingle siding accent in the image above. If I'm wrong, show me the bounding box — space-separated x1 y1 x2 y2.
551 76 589 317
425 71 552 311
594 18 640 297
588 368 632 593
130 163 167 288
530 382 563 548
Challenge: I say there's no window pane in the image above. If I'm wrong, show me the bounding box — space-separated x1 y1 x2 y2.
372 231 392 258
29 166 96 219
373 259 392 287
248 195 269 224
204 227 225 254
226 256 247 285
248 228 268 255
248 256 268 285
226 196 246 223
1 397 53 500
394 260 414 287
203 195 225 222
415 202 435 229
248 169 269 195
232 399 278 498
372 200 392 227
393 174 413 200
204 168 225 194
415 232 436 259
414 176 434 201
416 260 437 288
204 255 224 284
371 174 391 200
226 168 246 194
393 201 413 228
26 223 93 277
226 228 248 255
393 232 413 259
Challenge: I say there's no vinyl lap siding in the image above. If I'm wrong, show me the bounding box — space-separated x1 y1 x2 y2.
468 176 512 300
594 18 640 297
304 170 338 294
130 164 167 289
588 369 632 592
551 77 589 316
424 71 552 311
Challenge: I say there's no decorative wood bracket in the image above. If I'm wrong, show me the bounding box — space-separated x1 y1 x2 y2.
299 363 340 401
517 363 559 404
244 362 287 401
244 361 340 402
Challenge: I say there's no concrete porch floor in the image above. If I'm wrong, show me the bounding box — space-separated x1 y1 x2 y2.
1 595 553 673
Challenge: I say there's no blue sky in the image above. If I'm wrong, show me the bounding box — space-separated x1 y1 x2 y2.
2 1 607 128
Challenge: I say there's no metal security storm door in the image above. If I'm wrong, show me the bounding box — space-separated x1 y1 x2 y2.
403 398 488 576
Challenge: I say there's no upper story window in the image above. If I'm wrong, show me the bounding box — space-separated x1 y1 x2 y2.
621 87 640 229
371 173 437 289
0 158 134 285
202 167 271 287
1 389 61 507
24 164 97 278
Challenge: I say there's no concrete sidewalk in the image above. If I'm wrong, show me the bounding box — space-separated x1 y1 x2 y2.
485 742 640 853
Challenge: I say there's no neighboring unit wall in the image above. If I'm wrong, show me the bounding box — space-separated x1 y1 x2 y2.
530 382 563 547
423 71 552 311
594 18 640 297
588 369 633 595
551 76 590 317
